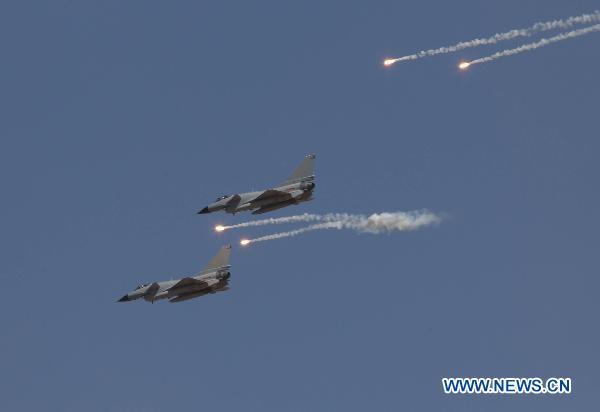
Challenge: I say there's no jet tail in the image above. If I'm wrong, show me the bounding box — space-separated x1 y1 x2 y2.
281 154 315 185
200 245 232 274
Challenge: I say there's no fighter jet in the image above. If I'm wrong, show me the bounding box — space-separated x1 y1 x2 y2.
117 245 232 304
198 154 316 215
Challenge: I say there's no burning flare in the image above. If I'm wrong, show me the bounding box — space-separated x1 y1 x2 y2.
458 61 471 70
382 11 600 66
215 225 226 232
237 210 442 245
468 23 600 67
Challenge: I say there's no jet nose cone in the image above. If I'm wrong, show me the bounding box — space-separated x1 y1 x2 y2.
117 295 130 302
197 207 210 214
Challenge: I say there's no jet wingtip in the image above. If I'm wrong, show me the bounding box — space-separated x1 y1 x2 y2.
197 207 210 214
117 295 130 302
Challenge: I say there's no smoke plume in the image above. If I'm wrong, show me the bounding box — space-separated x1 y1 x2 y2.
384 11 600 66
467 23 600 66
239 210 442 244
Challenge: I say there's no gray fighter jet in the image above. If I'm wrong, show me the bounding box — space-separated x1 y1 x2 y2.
198 154 315 215
117 245 232 303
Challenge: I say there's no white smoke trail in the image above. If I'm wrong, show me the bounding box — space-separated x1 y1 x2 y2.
384 11 600 66
218 213 324 231
242 211 442 244
466 23 600 66
218 212 373 231
244 222 340 244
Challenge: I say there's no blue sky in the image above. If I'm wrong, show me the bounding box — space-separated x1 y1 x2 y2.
1 1 598 410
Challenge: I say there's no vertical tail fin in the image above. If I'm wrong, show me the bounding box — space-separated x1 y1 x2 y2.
201 245 232 273
282 154 315 185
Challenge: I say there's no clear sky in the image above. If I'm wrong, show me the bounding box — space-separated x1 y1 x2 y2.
1 1 599 410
